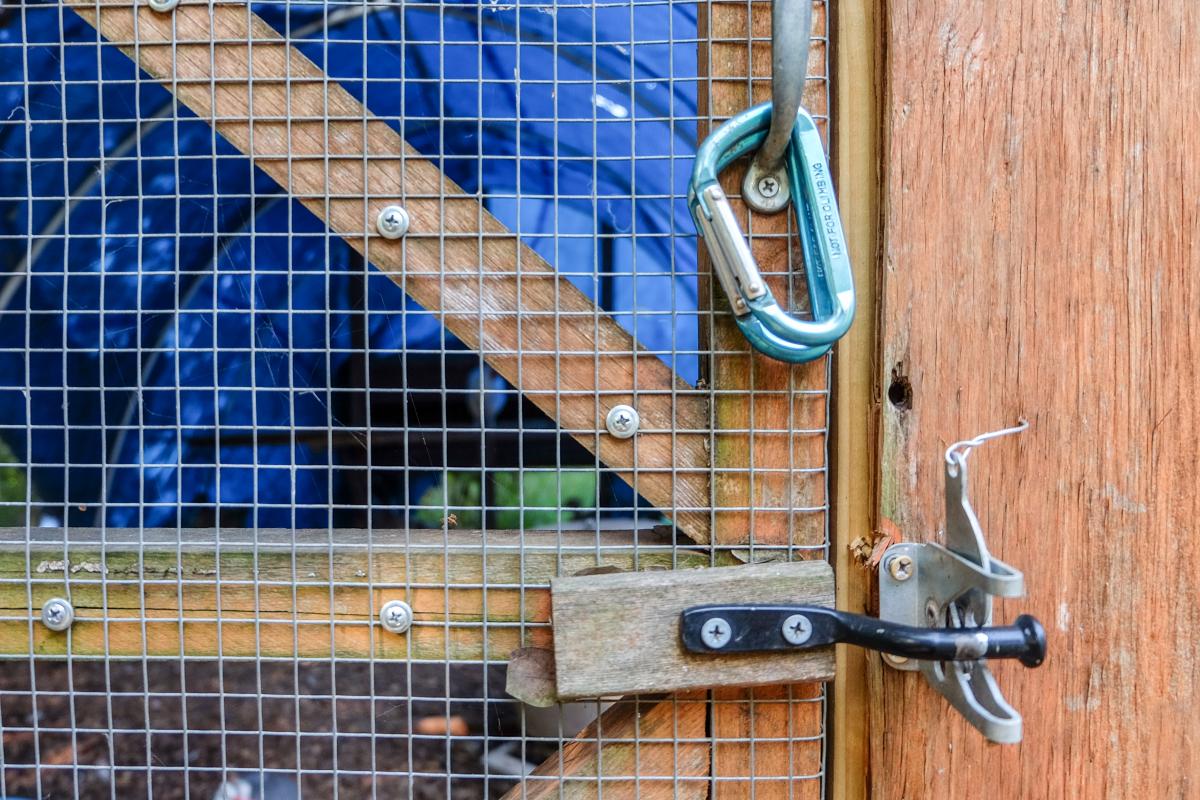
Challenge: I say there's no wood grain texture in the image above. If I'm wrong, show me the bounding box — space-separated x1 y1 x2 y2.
711 683 825 798
66 0 711 542
874 2 1200 797
698 3 833 796
499 694 709 800
700 0 831 550
551 560 834 698
0 527 727 660
830 1 883 798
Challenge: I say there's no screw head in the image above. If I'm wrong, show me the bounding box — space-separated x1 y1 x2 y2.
700 616 733 650
605 404 640 439
886 554 914 582
147 0 180 12
883 652 910 667
757 176 780 198
780 613 813 646
379 599 413 634
41 598 74 632
376 205 410 239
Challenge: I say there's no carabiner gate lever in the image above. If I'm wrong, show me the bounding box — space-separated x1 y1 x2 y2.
689 102 855 363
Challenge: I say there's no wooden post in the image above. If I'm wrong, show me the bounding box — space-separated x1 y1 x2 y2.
872 1 1200 796
830 1 883 798
700 2 831 552
698 2 831 796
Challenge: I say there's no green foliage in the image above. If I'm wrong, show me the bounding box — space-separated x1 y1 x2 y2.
0 440 29 527
415 470 598 529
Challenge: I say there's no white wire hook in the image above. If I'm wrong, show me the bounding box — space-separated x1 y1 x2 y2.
944 418 1029 475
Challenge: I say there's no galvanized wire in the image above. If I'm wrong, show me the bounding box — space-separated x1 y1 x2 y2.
0 0 832 796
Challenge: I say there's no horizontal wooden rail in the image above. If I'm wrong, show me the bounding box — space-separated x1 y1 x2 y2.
0 527 730 660
66 0 713 543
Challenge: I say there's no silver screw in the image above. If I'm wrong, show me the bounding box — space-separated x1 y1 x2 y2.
757 176 780 198
780 613 813 646
376 205 410 239
147 0 180 12
379 599 413 634
700 617 732 649
605 404 640 439
883 652 910 667
887 554 914 582
41 598 74 632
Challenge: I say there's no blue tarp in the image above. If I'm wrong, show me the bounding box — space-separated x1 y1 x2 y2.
0 1 699 527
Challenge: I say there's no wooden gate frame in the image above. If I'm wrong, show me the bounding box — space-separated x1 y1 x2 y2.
829 1 880 798
12 0 888 796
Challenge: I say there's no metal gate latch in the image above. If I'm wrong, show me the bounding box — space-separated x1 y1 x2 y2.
680 422 1045 744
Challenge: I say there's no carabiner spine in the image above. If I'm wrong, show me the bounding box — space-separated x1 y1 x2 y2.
735 111 854 347
790 118 853 307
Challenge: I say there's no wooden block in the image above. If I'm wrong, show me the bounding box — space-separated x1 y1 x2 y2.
551 560 834 698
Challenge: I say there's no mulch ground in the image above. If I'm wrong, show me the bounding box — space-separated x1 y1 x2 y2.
1 659 561 799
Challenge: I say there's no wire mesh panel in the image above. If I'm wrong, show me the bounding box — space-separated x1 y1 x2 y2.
0 0 832 796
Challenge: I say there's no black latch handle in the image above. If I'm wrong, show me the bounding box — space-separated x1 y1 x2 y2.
680 605 1046 668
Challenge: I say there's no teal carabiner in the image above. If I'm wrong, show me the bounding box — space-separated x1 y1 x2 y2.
688 102 854 362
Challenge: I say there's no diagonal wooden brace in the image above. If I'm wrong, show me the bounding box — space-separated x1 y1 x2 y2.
68 0 712 542
498 694 711 800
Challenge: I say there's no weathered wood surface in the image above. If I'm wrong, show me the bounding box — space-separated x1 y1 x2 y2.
701 0 831 551
698 2 833 796
0 527 730 660
874 2 1200 797
552 560 834 698
66 0 711 543
499 694 709 800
